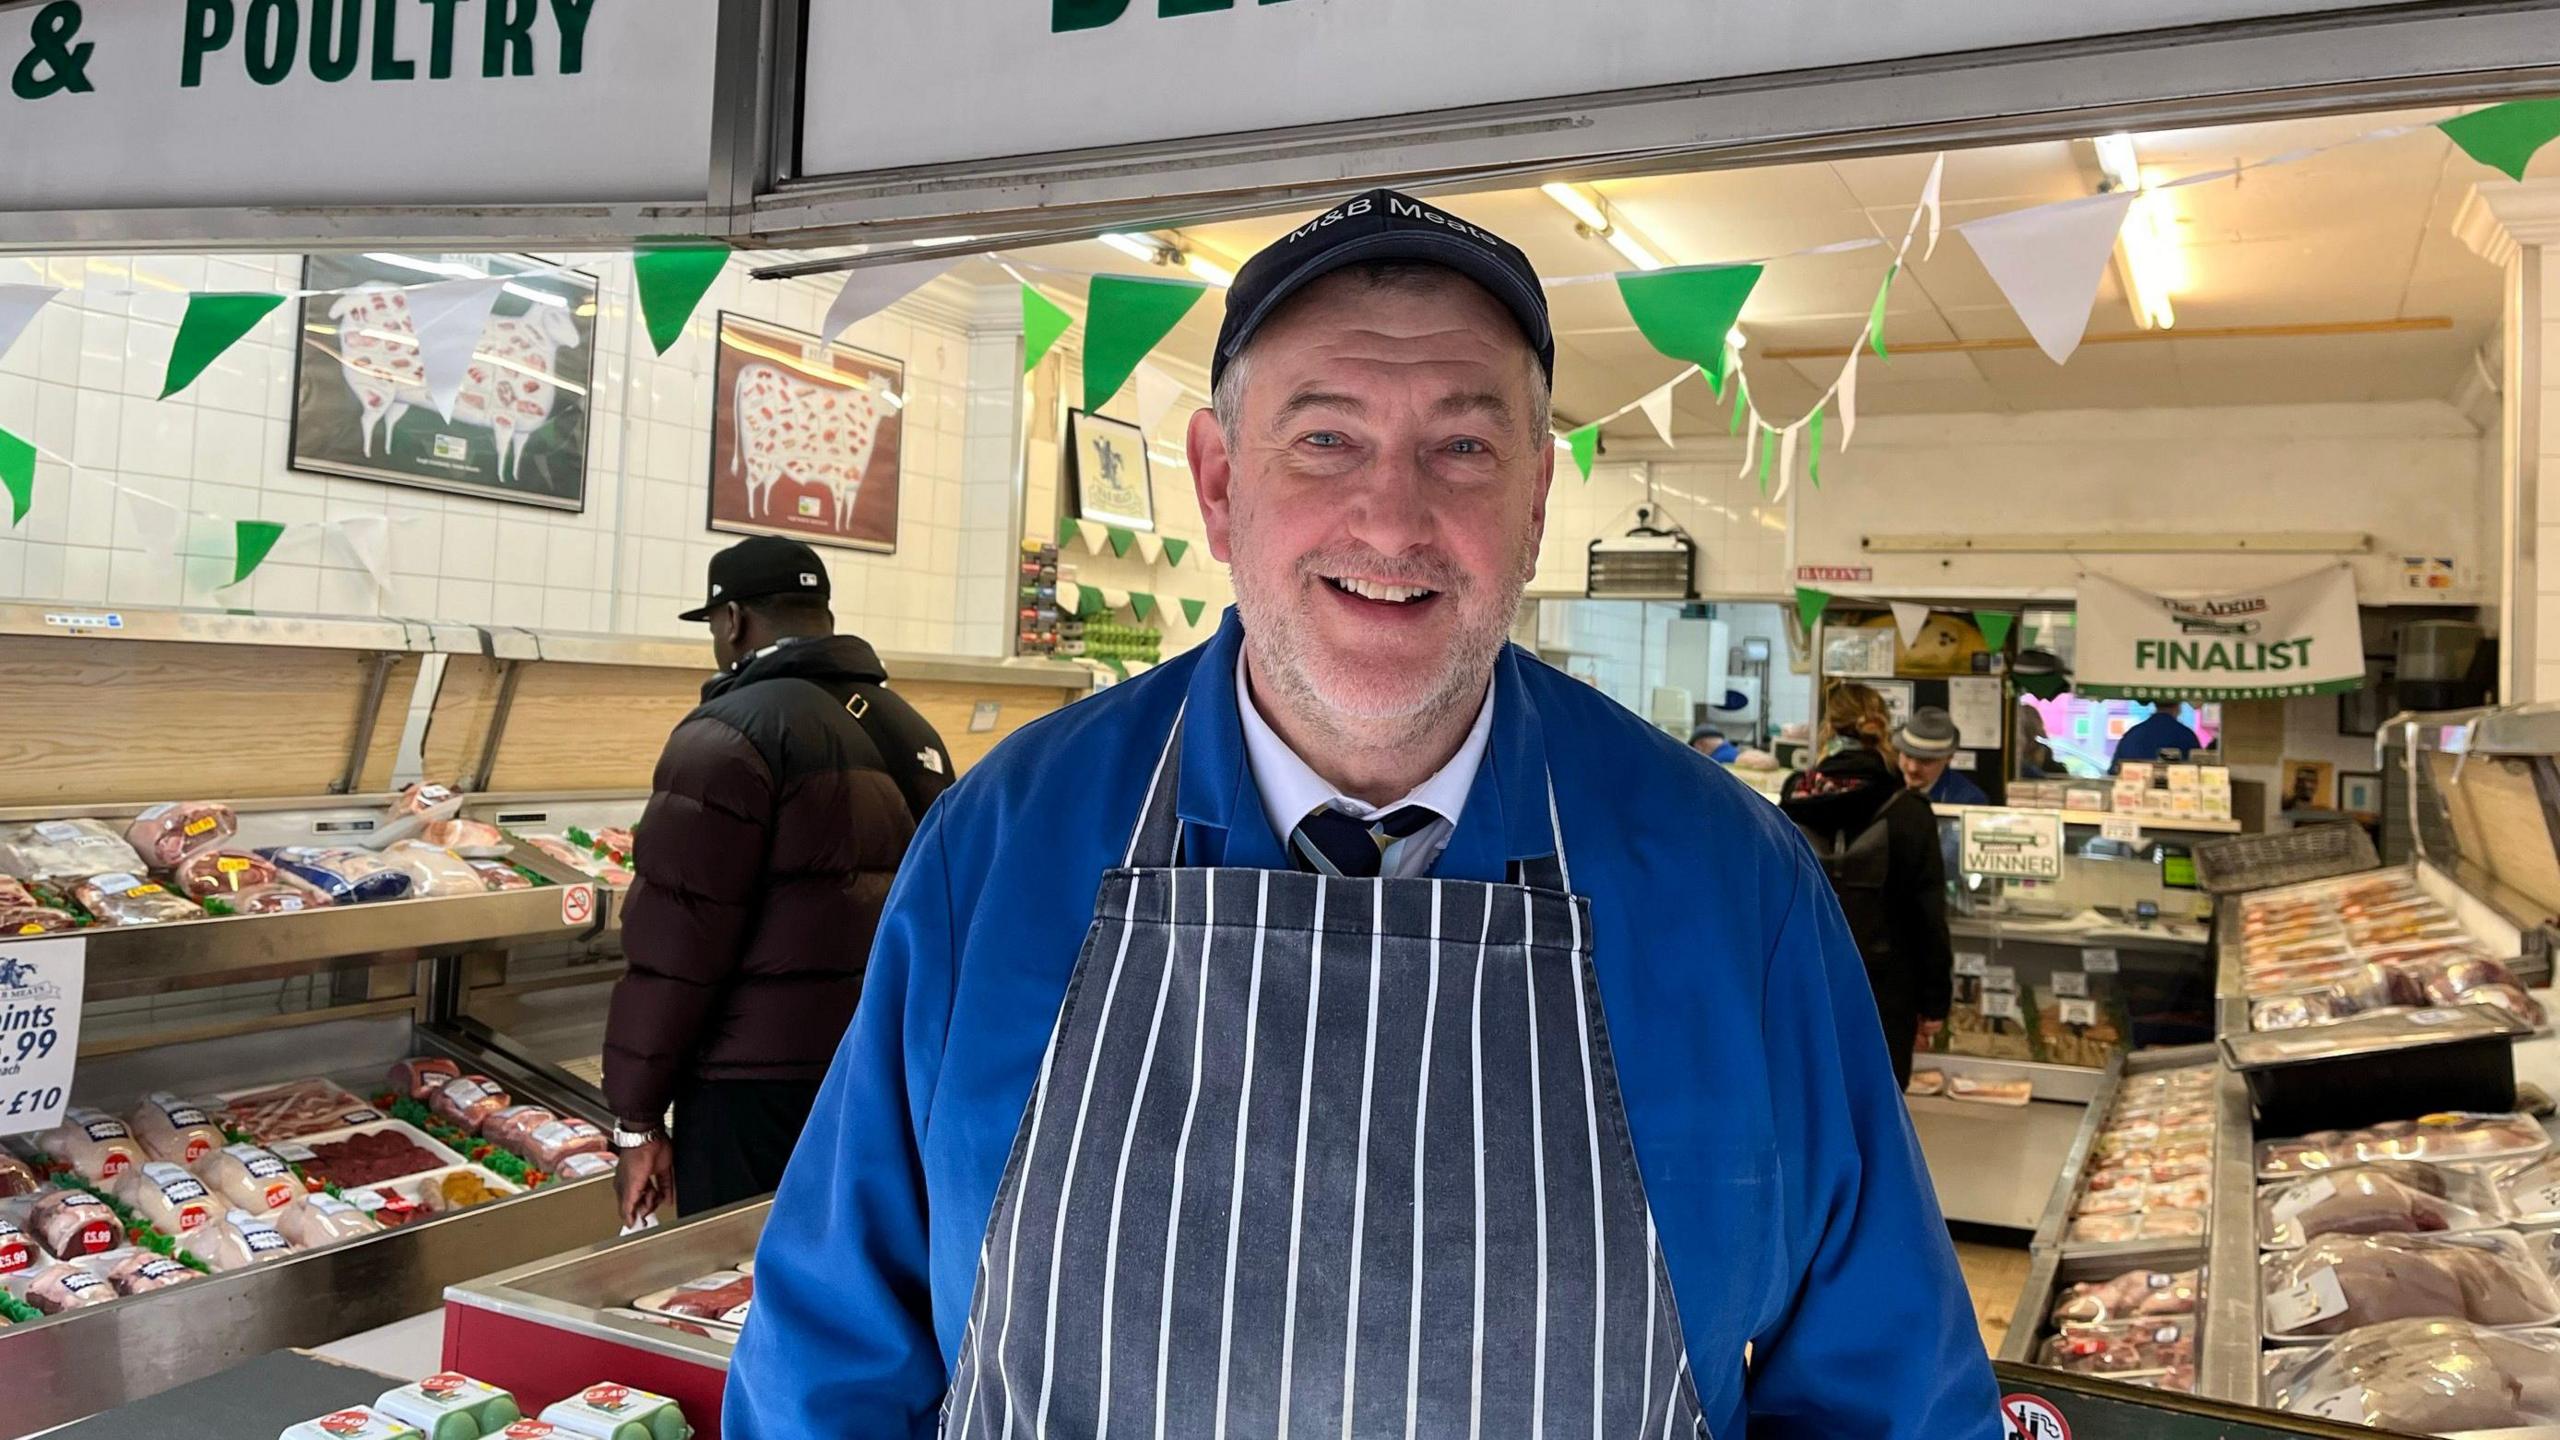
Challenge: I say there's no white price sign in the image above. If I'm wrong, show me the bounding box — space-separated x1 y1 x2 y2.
2058 998 2099 1026
0 937 81 1137
2100 815 2144 844
1954 952 1988 977
1959 807 2064 880
2083 948 2122 974
2054 971 2090 999
1981 965 2019 993
1981 992 2023 1022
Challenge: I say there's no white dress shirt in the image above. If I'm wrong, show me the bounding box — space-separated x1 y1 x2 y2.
1235 654 1495 880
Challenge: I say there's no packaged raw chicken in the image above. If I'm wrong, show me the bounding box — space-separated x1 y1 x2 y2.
2262 1229 2560 1339
0 819 145 882
419 819 511 858
265 847 414 905
72 872 204 926
389 1057 461 1102
392 783 466 821
381 841 484 898
179 1207 294 1271
2264 1318 2560 1431
41 1107 139 1182
432 1075 510 1131
2138 1208 2207 1239
222 1078 379 1141
470 861 534 893
115 1161 218 1236
123 801 236 870
2035 1317 2196 1392
199 1143 302 1215
2259 1113 2550 1178
27 1188 124 1257
0 1151 37 1199
2067 1213 2143 1244
132 1091 225 1166
108 1251 197 1295
14 1260 113 1314
2258 1162 2509 1249
523 1119 608 1170
2052 1268 2203 1327
480 1105 557 1153
0 1217 33 1276
275 1192 384 1248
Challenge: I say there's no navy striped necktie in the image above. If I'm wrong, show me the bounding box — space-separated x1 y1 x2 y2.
1289 804 1441 879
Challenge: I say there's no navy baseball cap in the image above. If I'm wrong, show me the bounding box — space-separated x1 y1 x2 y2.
1212 188 1554 388
680 535 831 622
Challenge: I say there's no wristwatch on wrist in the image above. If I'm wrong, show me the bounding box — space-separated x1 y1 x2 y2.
611 1122 665 1150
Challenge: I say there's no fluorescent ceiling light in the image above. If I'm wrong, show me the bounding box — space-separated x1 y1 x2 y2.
1604 228 1663 272
2091 134 2143 193
1541 182 1612 233
1099 232 1170 264
2090 133 2179 331
1183 253 1235 288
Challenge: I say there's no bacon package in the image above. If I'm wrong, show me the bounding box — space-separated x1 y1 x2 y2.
223 1078 381 1141
124 801 236 869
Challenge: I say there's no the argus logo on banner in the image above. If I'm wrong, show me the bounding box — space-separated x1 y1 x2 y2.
0 937 83 1139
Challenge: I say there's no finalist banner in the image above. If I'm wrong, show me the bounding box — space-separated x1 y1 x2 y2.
2076 566 2364 701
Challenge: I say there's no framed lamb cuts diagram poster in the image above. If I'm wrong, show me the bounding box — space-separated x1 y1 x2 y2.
708 313 905 554
1067 409 1156 533
289 253 596 511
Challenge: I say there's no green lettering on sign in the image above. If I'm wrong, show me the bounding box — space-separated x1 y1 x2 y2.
1159 0 1232 14
11 0 93 98
309 0 360 80
369 0 413 78
245 0 298 85
550 0 596 73
422 0 465 77
483 0 536 76
182 0 235 88
1054 0 1129 30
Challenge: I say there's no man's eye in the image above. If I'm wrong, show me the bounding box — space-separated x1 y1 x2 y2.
1302 432 1345 449
1448 438 1487 455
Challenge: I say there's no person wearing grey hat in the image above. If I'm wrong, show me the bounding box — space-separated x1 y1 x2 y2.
1895 705 1989 805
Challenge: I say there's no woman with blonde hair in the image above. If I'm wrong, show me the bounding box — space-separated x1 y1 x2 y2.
1780 681 1954 1087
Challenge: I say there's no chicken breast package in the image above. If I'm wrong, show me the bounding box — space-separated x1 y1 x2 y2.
179 1207 295 1272
2259 1161 2510 1249
123 801 236 870
36 1107 136 1183
275 1192 384 1249
0 819 146 882
380 841 485 899
2259 1112 2551 1178
2262 1230 2560 1340
199 1143 303 1215
115 1161 218 1236
2264 1318 2560 1431
132 1090 225 1166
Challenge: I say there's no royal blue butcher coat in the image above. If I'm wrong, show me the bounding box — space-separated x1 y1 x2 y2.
725 609 2001 1439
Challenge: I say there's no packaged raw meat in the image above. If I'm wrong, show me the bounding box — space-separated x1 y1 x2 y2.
265 847 415 905
390 1057 461 1102
0 1217 33 1276
523 1119 608 1170
392 783 466 821
275 1192 384 1248
0 819 146 882
178 1208 294 1271
2067 1213 2143 1244
199 1143 302 1215
481 1105 558 1153
72 872 204 926
381 841 485 898
222 1078 378 1141
2499 1154 2560 1226
1948 1074 2032 1106
1904 1069 1944 1097
302 1126 457 1187
218 881 337 917
0 905 79 936
471 861 534 893
2259 1113 2551 1178
420 819 512 858
132 1091 226 1166
537 1383 690 1440
15 1260 113 1314
116 1161 218 1236
40 1108 139 1182
28 1188 123 1256
2052 1268 2203 1327
124 801 236 870
432 1075 510 1131
2261 1229 2560 1339
2263 1318 2560 1431
107 1251 197 1295
554 1152 619 1182
2137 1208 2207 1239
2259 1162 2508 1249
2035 1317 2196 1392
635 1268 752 1327
0 1151 37 1199
279 1409 427 1440
375 1373 523 1438
172 849 282 900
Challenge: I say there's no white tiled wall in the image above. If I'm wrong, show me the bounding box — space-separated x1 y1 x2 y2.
1535 453 1790 600
2530 247 2560 699
0 254 1022 658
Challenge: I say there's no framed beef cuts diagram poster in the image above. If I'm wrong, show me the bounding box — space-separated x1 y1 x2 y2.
707 313 905 555
288 253 596 511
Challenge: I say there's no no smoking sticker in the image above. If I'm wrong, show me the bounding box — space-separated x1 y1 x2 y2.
2002 1393 2070 1440
561 884 595 926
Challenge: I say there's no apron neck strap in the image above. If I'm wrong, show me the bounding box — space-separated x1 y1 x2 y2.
1125 705 1189 868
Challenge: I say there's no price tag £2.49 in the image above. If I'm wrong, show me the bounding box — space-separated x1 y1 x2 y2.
0 937 82 1139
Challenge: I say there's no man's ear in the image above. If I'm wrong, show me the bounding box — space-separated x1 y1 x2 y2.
1522 417 1557 584
1189 406 1237 564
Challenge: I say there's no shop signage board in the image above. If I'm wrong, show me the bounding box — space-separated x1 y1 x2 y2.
2075 566 2364 701
1 0 722 212
1961 807 2064 880
0 935 81 1137
799 0 2409 178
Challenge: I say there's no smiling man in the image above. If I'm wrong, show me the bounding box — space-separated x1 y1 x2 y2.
726 189 1999 1439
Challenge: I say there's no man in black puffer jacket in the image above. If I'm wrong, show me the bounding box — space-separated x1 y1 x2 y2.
605 537 951 1221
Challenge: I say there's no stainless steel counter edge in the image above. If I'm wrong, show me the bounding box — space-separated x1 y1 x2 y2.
2026 1058 2126 1251
2199 1053 2264 1403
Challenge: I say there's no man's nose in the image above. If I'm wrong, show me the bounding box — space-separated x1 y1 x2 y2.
1343 446 1436 555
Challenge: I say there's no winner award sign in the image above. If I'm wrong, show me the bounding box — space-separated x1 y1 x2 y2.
0 937 81 1137
2076 566 2364 702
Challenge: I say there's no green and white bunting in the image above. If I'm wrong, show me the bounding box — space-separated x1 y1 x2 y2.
2074 568 2362 701
1162 537 1190 568
1615 263 1761 390
1023 284 1075 373
1975 610 2017 653
2438 99 2560 183
632 245 730 356
1566 424 1599 482
228 520 287 588
1866 264 1897 361
1180 597 1208 626
163 292 285 399
1795 586 1830 635
1107 525 1138 558
1082 275 1208 413
1130 592 1158 622
0 427 34 527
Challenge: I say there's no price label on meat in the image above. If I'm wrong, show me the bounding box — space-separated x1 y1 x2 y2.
0 937 82 1137
1959 807 2064 880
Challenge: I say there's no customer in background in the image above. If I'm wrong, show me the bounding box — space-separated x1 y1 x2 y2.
604 536 953 1224
2016 699 2058 779
1781 681 1955 1088
1689 722 1740 763
1895 706 1989 805
2110 698 2206 773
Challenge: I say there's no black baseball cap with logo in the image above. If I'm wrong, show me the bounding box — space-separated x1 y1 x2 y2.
1212 188 1554 388
679 535 832 622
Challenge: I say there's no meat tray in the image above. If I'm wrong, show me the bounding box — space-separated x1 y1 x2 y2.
286 1119 468 1189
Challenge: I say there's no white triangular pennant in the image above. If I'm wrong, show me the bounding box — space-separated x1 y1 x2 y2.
1892 601 1931 648
1135 532 1165 565
1737 414 1760 480
1074 518 1110 556
1637 382 1678 448
822 258 953 344
1957 190 2137 365
1100 586 1132 613
1771 424 1801 503
336 515 393 593
1134 364 1186 434
405 277 506 422
1917 153 1946 260
117 486 183 559
1836 346 1861 449
0 284 60 369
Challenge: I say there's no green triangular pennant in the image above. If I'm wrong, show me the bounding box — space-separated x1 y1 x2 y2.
1057 512 1078 547
1130 591 1158 622
1180 596 1208 626
1807 403 1825 489
1079 586 1106 619
1081 275 1208 412
1729 378 1747 436
1795 586 1830 635
2440 100 2560 182
163 293 286 399
0 427 32 526
231 520 287 587
1162 537 1190 568
1867 263 1898 361
1757 424 1774 493
1103 657 1129 679
1107 525 1137 558
1022 284 1074 373
632 245 730 356
1615 263 1762 391
1566 423 1599 481
1975 611 2017 652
